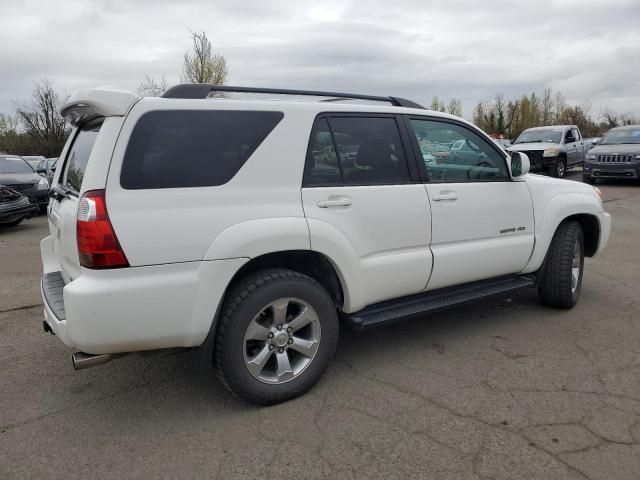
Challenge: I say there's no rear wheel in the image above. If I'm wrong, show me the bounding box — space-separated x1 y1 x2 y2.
214 269 339 405
538 221 584 308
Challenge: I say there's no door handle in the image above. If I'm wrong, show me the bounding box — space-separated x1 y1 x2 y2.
432 192 458 201
317 197 352 208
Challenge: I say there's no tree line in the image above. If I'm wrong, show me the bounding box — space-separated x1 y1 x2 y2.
470 89 637 140
1 33 638 156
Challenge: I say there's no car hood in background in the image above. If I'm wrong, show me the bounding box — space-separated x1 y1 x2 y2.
508 142 557 152
0 172 42 185
588 144 640 155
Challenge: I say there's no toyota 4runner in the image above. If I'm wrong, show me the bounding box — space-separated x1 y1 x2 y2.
41 85 611 404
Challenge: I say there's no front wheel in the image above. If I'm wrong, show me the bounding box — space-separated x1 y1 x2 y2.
582 174 595 185
538 221 584 308
214 269 339 405
550 157 567 178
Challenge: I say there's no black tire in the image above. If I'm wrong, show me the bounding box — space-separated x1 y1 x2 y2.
538 221 584 308
582 175 595 185
214 269 339 405
1 217 24 227
550 157 567 178
39 204 48 214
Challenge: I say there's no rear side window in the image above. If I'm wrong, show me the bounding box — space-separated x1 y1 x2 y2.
61 120 102 193
121 110 284 189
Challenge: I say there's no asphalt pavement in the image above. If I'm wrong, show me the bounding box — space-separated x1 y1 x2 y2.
1 172 639 479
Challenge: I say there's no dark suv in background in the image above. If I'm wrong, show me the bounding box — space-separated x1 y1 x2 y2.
0 155 50 212
584 125 640 184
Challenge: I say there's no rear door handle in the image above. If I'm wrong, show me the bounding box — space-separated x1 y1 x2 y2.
432 192 458 201
317 197 352 208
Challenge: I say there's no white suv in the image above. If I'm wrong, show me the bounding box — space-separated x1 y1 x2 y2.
41 85 611 404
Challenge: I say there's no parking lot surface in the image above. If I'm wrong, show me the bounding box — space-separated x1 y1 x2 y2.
1 173 639 479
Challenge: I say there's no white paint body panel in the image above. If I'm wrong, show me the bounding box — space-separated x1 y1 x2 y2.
425 181 535 290
521 174 611 272
41 232 247 354
106 98 315 266
302 184 432 312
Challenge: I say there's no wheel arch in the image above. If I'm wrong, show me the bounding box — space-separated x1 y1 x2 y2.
228 250 346 308
198 249 349 363
563 213 600 257
522 193 603 273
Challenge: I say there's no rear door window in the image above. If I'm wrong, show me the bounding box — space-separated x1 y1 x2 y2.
303 115 411 187
330 116 410 185
61 120 103 193
120 110 284 189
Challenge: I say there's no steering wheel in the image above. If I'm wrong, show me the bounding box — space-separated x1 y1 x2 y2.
467 160 496 180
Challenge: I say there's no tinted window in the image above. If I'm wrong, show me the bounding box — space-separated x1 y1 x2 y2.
410 119 509 183
0 157 34 174
305 118 341 186
121 110 283 189
572 128 581 141
62 121 102 193
328 116 410 185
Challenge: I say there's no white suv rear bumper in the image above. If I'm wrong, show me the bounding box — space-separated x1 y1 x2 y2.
40 235 247 354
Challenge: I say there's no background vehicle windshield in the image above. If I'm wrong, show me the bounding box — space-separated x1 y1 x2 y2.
600 128 640 145
0 157 35 174
514 129 564 144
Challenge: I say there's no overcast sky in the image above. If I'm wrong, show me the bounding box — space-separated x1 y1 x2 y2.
1 0 639 120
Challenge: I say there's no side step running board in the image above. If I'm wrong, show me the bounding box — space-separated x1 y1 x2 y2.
344 275 536 329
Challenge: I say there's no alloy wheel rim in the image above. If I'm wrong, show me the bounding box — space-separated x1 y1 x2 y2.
243 298 321 384
571 239 581 294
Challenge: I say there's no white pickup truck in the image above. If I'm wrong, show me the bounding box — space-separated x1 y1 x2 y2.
41 85 611 404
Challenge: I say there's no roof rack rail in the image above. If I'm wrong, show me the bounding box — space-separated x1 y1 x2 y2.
161 84 425 109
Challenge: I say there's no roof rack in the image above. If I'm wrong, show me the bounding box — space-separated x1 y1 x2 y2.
161 84 425 109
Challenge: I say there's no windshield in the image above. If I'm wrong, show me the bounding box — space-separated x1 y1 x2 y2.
514 129 563 144
600 128 640 145
0 157 35 174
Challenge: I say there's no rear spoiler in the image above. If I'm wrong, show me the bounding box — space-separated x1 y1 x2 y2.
60 87 140 126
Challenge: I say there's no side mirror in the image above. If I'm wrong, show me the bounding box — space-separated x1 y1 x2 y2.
36 167 47 174
509 151 530 178
591 140 599 146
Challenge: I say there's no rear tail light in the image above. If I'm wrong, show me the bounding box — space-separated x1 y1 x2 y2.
76 190 129 269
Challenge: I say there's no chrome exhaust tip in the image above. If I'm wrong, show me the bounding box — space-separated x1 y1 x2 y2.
71 352 114 370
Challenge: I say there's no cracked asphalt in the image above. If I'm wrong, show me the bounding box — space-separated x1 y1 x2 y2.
1 174 639 479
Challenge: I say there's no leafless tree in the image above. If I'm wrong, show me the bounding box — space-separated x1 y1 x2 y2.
182 31 228 85
138 75 169 97
429 96 446 112
0 114 18 135
14 78 67 156
541 88 554 125
447 98 463 117
554 91 566 124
